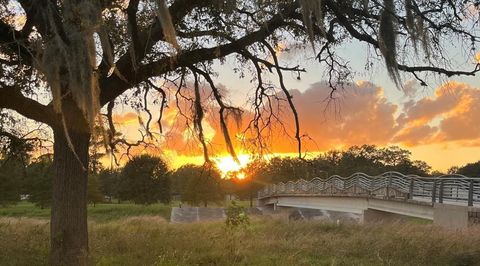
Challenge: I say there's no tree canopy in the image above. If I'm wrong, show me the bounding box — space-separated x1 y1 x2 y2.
118 154 170 204
171 164 224 207
449 161 480 177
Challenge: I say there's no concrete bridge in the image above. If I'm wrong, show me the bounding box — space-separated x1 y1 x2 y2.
258 172 480 228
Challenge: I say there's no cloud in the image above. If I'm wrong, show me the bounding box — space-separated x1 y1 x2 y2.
258 81 399 152
402 80 420 99
113 112 138 126
110 80 480 161
394 81 480 146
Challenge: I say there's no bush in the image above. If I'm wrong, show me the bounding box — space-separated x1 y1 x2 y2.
225 201 249 229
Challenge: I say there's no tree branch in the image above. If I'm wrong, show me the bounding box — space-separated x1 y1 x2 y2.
99 1 299 105
0 86 55 125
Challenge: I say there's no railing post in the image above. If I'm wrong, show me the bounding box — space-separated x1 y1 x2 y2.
468 179 474 207
409 178 414 200
386 174 391 199
438 179 444 204
431 180 437 204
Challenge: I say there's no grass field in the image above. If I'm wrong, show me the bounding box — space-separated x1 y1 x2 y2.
1 212 480 265
0 201 172 222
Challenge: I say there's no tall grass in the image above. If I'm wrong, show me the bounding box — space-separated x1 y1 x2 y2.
1 216 479 266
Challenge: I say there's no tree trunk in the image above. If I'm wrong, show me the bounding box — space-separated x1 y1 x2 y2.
50 107 90 266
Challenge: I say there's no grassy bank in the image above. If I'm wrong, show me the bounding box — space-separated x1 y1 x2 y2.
0 202 172 222
1 216 479 266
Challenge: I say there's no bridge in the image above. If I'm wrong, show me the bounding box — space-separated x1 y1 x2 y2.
258 172 480 228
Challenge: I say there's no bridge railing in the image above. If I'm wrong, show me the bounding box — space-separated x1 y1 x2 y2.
258 172 480 206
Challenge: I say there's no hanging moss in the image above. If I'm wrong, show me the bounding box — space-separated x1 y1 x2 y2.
299 0 325 48
404 0 428 56
378 0 401 87
38 0 101 128
155 0 180 51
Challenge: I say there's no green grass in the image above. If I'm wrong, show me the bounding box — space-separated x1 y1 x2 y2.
0 201 172 222
0 200 254 223
0 201 51 219
1 216 480 266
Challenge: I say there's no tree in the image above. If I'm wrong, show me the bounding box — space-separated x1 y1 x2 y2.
380 146 411 167
335 145 385 175
98 169 120 202
0 125 37 205
451 161 480 177
172 164 224 207
170 164 195 199
25 155 54 209
1 1 478 264
0 160 23 205
260 157 317 183
87 174 104 206
118 155 170 204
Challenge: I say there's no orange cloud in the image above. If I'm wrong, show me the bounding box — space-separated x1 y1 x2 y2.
113 112 138 126
263 81 399 152
395 81 480 145
108 79 480 170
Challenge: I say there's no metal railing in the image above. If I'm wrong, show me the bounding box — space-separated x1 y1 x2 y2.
258 172 480 206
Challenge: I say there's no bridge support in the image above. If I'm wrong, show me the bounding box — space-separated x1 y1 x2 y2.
433 203 472 229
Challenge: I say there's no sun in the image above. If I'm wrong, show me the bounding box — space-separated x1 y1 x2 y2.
236 172 246 180
214 154 250 179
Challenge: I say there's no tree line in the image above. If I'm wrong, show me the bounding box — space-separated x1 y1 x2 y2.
2 144 479 208
0 152 225 207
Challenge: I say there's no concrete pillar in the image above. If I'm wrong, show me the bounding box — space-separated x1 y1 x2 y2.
362 209 409 224
433 203 469 229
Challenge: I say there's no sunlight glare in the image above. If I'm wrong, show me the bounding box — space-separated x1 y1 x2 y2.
214 154 250 178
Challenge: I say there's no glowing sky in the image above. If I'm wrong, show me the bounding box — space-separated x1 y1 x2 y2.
109 39 480 173
3 1 479 176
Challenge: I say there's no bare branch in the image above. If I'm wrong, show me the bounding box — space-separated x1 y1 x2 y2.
262 41 302 159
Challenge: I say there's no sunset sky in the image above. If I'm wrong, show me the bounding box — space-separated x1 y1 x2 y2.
110 39 480 174
4 0 479 175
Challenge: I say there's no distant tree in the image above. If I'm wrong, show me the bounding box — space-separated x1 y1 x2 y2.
170 164 196 199
173 164 224 207
410 160 432 176
87 174 104 206
452 161 480 177
0 160 23 205
263 157 316 183
431 170 446 177
25 155 53 208
332 145 385 176
0 129 35 205
447 166 460 175
316 145 432 176
232 159 269 207
380 146 412 167
98 169 120 202
118 155 170 205
385 159 429 176
323 150 343 166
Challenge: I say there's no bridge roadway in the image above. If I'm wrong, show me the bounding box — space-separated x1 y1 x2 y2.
257 172 480 228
